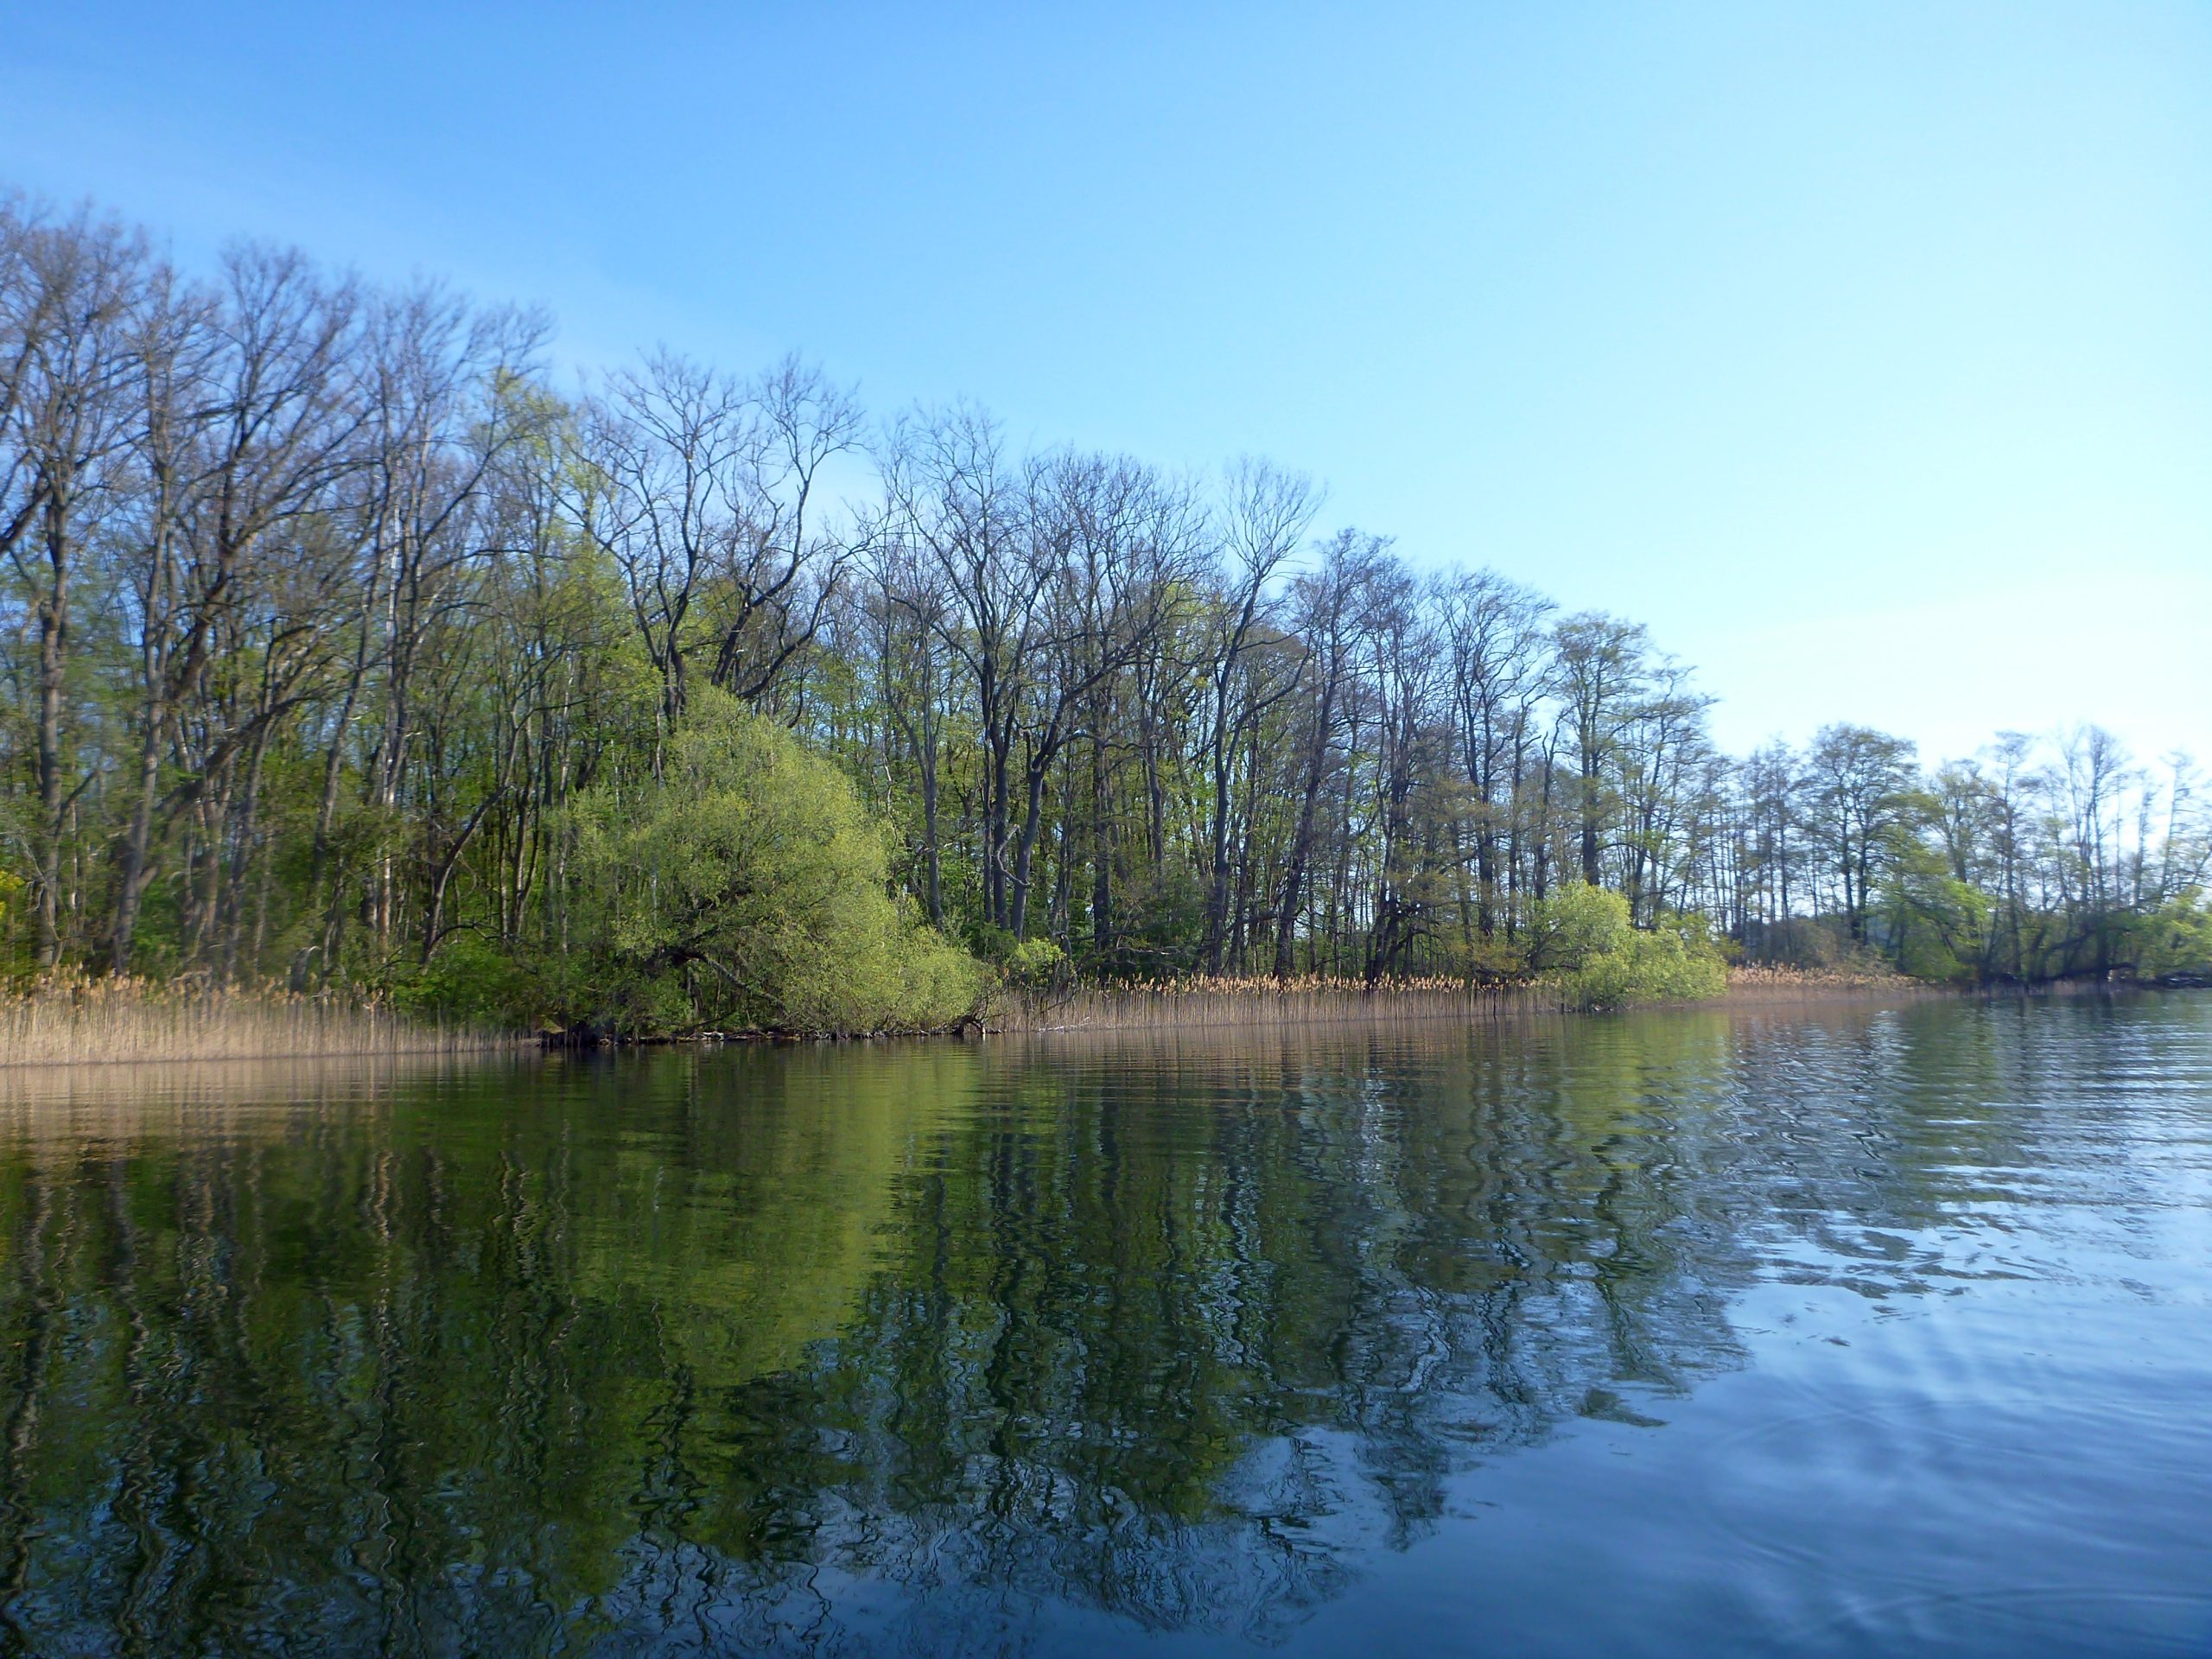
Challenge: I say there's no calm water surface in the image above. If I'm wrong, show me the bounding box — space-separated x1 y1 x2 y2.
2 995 2208 1656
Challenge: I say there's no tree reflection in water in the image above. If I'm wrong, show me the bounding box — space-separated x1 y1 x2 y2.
0 1006 2063 1653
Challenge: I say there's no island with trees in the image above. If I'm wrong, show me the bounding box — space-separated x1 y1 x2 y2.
3 196 2206 1051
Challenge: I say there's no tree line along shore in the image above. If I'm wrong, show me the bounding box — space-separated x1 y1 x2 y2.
2 194 2206 1049
0 964 1942 1070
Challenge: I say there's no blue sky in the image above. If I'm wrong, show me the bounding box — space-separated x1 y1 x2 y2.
8 2 2208 766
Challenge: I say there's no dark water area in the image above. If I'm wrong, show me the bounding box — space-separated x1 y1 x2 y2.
1 995 2207 1656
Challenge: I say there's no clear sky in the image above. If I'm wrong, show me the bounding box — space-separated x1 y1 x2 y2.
8 2 2208 766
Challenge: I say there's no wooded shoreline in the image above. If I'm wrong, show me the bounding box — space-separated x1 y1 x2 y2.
0 968 2033 1068
3 194 2206 1037
12 974 2200 1069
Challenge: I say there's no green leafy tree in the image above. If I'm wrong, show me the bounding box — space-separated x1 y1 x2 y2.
2131 889 2212 983
569 689 982 1033
1530 883 1728 1010
1802 725 1923 946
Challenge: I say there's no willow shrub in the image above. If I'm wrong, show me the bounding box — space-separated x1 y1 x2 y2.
569 692 983 1034
2131 889 2212 983
1530 883 1729 1011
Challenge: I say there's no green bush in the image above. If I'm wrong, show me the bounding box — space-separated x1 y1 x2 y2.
1528 882 1630 973
569 691 984 1034
0 868 24 973
1098 865 1207 976
1530 884 1730 1011
387 934 549 1028
1003 937 1067 990
2131 889 2212 983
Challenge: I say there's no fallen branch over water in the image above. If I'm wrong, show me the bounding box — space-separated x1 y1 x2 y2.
0 975 518 1067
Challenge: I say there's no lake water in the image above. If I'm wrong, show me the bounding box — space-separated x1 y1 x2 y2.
1 995 2207 1656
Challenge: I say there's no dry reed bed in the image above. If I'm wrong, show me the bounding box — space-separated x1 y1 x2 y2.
1720 964 1937 1003
0 976 515 1068
1004 966 1937 1032
1004 976 1565 1033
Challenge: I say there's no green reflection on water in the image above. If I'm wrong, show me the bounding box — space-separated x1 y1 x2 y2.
0 999 2196 1654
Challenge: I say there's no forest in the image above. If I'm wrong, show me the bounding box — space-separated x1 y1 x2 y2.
3 196 2207 1032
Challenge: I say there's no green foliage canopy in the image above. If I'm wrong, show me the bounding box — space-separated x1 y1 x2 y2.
569 692 982 1033
1530 883 1731 1011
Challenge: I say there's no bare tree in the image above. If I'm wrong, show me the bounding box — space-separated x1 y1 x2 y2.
880 403 1046 931
572 352 749 735
704 354 862 707
0 204 143 965
1552 612 1650 889
1201 457 1319 970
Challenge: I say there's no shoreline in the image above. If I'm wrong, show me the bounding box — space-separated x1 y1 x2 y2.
1001 968 1945 1034
0 978 519 1072
7 972 2185 1071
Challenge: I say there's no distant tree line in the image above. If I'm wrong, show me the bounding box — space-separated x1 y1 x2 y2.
1 195 2204 1016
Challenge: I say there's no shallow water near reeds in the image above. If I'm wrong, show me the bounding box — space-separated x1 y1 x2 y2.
2 995 2208 1656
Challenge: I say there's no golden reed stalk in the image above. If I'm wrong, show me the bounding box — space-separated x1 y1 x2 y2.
0 973 516 1068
